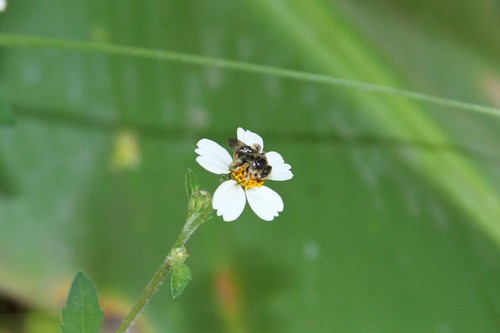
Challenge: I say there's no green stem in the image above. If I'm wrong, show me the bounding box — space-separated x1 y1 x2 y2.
174 212 201 248
114 255 174 333
114 199 211 333
0 33 499 118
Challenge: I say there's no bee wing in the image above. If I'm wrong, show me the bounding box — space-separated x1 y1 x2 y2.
237 128 264 152
228 138 243 151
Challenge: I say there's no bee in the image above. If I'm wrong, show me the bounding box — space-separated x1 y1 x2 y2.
228 138 272 179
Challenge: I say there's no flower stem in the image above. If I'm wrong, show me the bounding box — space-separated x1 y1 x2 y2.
114 256 174 333
114 187 213 333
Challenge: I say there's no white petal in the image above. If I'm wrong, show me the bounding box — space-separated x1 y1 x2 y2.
268 165 293 181
237 127 264 152
266 151 284 165
246 186 284 221
266 151 293 181
195 139 232 174
213 180 246 222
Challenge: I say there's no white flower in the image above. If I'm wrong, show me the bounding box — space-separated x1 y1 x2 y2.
195 127 293 222
0 0 6 12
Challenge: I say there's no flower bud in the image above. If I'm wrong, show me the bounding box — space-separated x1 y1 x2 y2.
188 189 213 215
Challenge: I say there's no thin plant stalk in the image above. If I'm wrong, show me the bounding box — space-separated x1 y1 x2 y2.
115 172 212 333
0 33 499 119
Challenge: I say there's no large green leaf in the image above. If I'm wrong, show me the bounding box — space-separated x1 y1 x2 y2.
0 1 499 333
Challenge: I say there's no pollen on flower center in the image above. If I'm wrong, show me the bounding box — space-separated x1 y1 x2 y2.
231 164 265 190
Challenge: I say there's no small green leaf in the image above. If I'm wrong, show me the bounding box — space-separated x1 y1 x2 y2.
61 271 103 333
185 169 199 199
171 262 192 299
0 95 15 126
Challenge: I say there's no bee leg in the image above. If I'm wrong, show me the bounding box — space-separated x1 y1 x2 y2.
230 161 249 172
229 161 239 171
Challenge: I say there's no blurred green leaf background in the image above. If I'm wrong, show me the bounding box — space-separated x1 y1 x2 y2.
1 0 500 332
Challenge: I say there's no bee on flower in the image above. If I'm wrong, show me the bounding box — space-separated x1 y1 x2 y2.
195 127 293 222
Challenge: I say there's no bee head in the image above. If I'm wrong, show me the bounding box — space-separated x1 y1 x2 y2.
252 157 267 170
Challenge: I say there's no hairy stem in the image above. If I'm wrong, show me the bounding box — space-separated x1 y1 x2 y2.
114 256 174 333
114 187 212 333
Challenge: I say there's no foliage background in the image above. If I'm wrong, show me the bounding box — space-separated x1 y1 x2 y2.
1 0 500 332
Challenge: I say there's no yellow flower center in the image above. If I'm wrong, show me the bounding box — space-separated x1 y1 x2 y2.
231 164 265 190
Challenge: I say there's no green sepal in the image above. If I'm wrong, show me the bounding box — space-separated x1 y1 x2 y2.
61 271 104 333
185 168 200 199
171 262 192 299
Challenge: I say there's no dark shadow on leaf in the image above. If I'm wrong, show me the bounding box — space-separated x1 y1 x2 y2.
0 292 29 333
0 157 17 198
13 103 500 166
